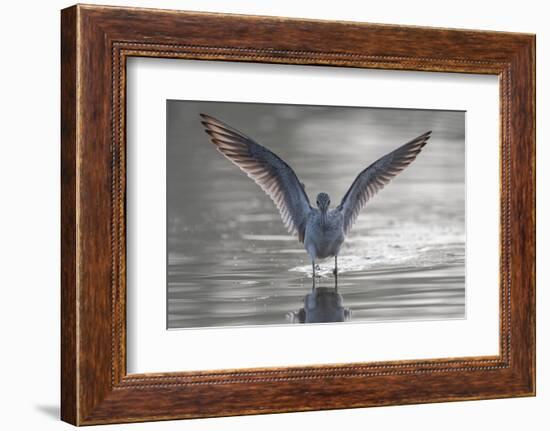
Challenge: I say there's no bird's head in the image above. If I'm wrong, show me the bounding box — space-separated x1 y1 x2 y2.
316 193 331 213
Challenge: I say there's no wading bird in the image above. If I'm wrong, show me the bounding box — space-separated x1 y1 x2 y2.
200 113 431 291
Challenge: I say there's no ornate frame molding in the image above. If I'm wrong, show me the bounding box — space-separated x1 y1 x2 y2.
61 5 535 425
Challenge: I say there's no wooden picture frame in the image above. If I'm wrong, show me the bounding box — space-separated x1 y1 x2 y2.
61 4 535 425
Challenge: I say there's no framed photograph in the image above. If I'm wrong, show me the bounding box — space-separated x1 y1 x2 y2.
61 4 535 425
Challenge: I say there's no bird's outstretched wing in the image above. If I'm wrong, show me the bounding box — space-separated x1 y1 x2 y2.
200 114 312 242
337 131 432 234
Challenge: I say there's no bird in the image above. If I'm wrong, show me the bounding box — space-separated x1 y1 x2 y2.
200 113 431 291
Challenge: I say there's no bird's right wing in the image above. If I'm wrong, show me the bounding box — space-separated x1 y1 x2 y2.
200 114 312 242
337 131 432 234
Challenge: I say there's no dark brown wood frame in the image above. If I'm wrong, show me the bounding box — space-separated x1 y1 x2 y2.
61 4 536 426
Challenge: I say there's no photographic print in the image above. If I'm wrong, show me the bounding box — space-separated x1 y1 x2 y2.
167 101 465 329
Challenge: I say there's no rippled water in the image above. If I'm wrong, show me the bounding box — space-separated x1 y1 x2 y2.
167 101 465 329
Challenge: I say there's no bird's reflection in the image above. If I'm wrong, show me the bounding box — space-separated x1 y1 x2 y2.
288 286 352 324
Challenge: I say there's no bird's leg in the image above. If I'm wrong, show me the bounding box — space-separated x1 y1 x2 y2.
334 255 339 292
312 260 316 292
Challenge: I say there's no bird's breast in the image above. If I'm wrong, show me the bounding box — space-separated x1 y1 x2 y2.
304 212 345 259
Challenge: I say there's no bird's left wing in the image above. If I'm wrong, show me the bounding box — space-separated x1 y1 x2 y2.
337 131 431 235
200 114 312 242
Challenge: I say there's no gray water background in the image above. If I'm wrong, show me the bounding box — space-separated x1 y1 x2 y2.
167 101 465 329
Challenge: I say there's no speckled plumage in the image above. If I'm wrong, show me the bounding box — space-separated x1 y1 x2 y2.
304 206 345 261
200 113 431 290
